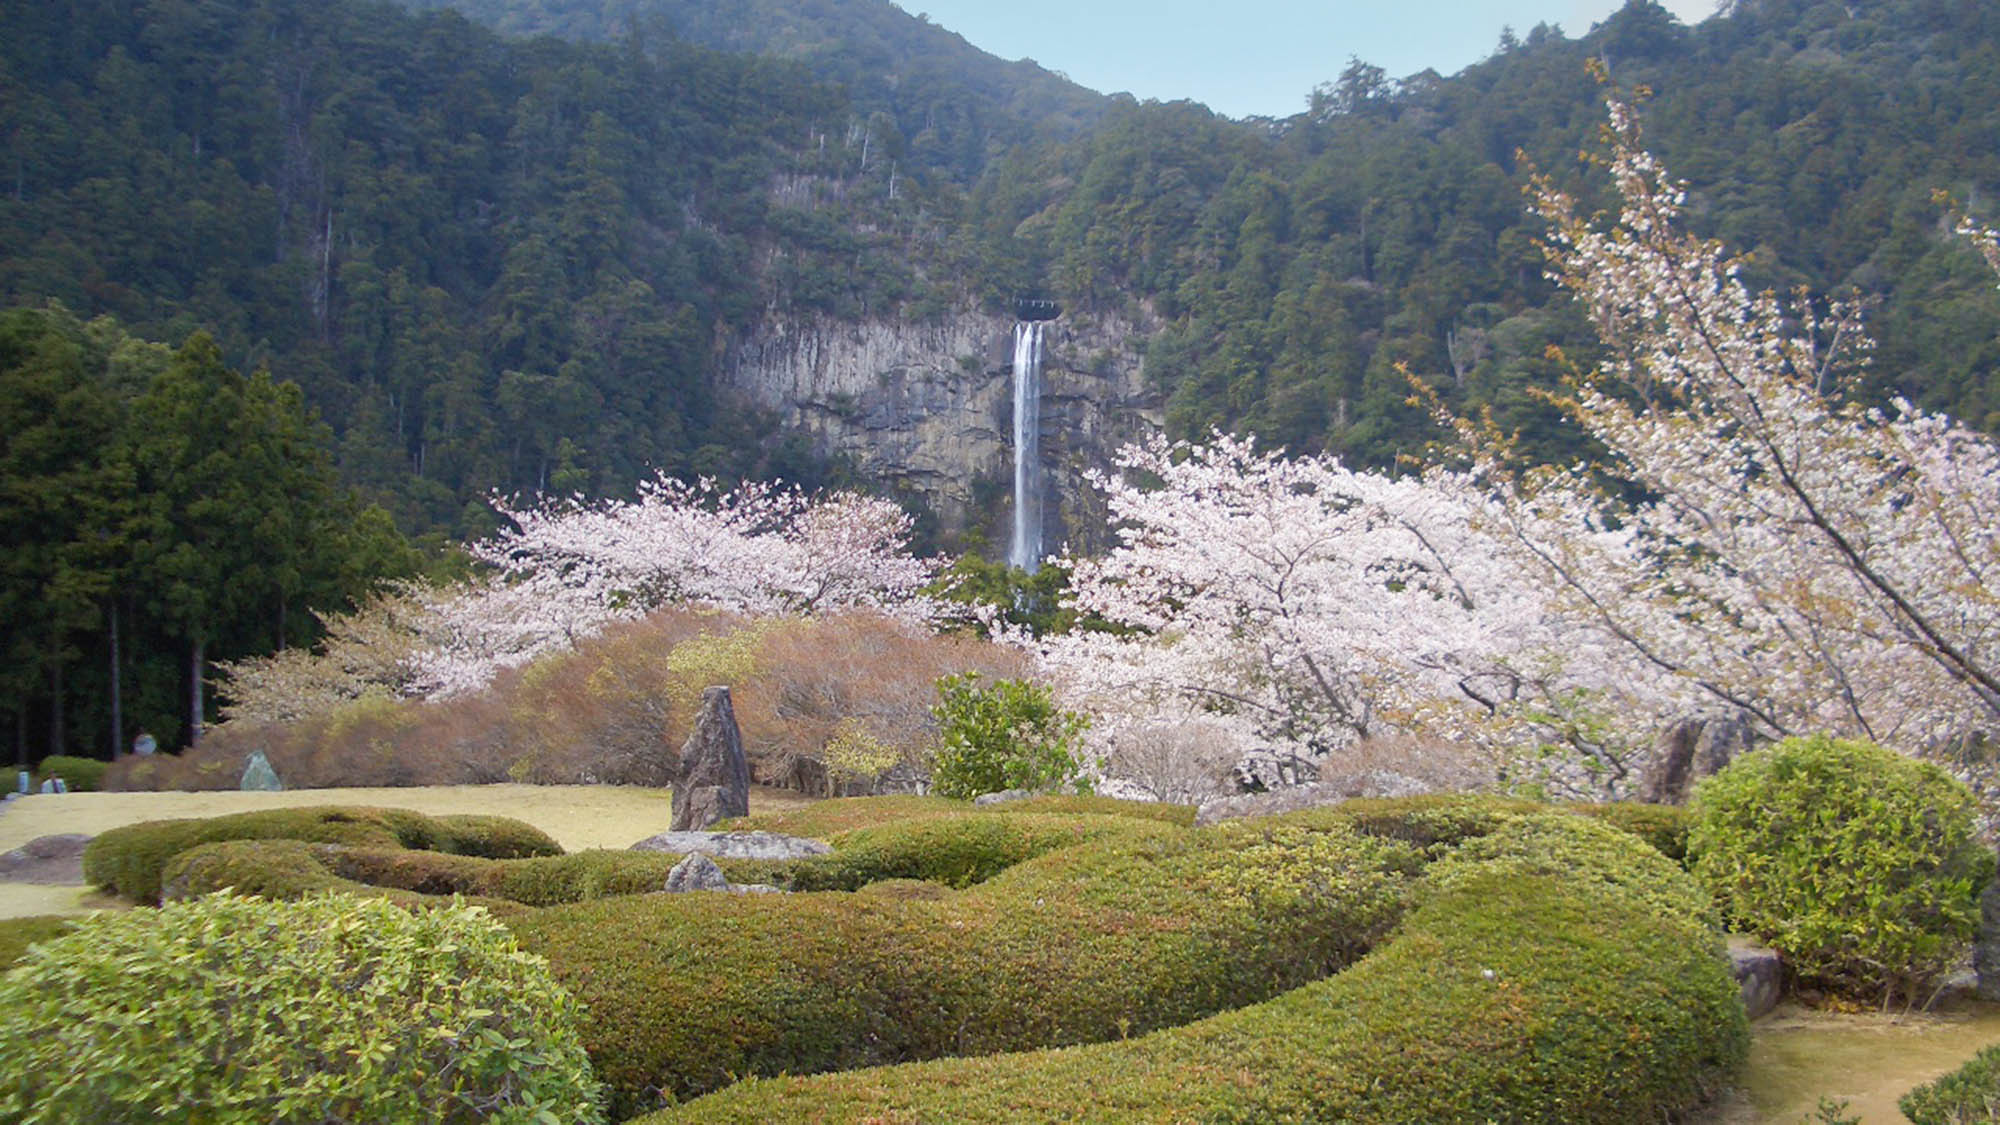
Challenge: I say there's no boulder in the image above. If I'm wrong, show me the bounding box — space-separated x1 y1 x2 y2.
629 831 832 860
663 853 731 893
1639 711 1756 805
0 833 91 884
661 852 785 895
1727 936 1782 1021
669 687 750 831
240 749 284 792
973 788 1036 806
1976 865 2000 1001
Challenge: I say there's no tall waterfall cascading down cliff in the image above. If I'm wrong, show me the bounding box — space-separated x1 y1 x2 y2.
1009 321 1045 572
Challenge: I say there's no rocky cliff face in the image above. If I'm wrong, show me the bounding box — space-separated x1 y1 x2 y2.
718 307 1163 554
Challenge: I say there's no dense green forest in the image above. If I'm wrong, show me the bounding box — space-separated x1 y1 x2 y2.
5 0 2000 761
0 305 414 763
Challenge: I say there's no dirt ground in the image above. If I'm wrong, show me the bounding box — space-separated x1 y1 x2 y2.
0 783 818 918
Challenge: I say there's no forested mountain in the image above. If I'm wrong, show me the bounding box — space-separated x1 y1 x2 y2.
7 0 2000 760
389 0 1111 179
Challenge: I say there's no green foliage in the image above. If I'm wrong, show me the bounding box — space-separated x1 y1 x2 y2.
1689 734 1993 1001
29 754 108 792
1425 812 1715 926
638 813 1745 1123
1566 800 1694 862
511 814 1416 1117
0 892 605 1124
928 554 1077 636
928 673 1091 798
1901 1041 2000 1124
0 915 74 970
820 718 900 795
82 806 561 903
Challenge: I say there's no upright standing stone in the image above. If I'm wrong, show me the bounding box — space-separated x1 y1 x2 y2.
240 749 284 792
670 686 750 831
1640 711 1755 804
1977 860 2000 1001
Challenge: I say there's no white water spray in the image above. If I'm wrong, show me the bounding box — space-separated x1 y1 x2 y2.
1009 321 1044 572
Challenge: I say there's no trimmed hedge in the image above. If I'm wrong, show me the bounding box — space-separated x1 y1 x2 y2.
641 815 1746 1124
0 915 74 970
724 793 1196 837
29 754 108 792
1902 1041 2000 1124
82 806 562 903
159 812 1182 909
510 816 1421 1118
0 892 605 1124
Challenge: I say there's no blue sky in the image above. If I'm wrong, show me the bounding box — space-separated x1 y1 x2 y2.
892 1 1720 119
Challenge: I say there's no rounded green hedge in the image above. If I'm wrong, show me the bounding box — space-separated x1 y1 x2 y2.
0 892 605 1124
82 806 563 903
638 813 1746 1123
510 816 1422 1118
29 754 108 792
1689 734 1992 1001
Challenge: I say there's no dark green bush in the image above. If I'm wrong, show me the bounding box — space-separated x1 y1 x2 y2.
82 806 562 903
640 815 1746 1124
29 754 108 792
788 812 1183 890
1566 800 1693 862
511 816 1419 1118
928 673 1090 798
1425 812 1714 925
0 916 74 970
0 892 605 1124
1902 1041 2000 1123
1689 734 1992 1001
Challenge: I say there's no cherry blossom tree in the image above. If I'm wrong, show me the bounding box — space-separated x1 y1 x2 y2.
1037 433 1681 796
1473 91 2000 753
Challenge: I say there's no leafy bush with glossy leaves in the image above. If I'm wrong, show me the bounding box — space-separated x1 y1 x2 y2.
928 673 1090 798
0 892 604 1124
1690 734 1992 1001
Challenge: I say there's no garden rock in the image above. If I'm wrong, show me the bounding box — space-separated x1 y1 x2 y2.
670 686 750 831
239 750 283 792
0 833 91 884
1727 936 1781 1020
630 831 832 860
973 788 1036 806
1640 711 1755 804
664 853 731 893
661 852 784 895
1976 869 2000 1001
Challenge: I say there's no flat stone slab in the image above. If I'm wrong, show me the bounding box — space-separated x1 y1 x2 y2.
629 830 832 860
1729 936 1782 1021
0 833 91 885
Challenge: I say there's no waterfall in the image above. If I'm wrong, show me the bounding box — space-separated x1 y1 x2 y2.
1009 321 1044 573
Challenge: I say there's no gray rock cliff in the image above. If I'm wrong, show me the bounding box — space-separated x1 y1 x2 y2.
718 306 1163 552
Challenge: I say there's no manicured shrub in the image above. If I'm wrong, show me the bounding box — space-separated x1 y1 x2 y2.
29 754 108 792
83 806 562 903
928 673 1090 798
0 892 605 1124
1425 812 1715 925
511 816 1418 1117
1567 800 1693 862
1902 1041 2000 1124
1689 734 1992 1001
788 812 1183 890
639 816 1746 1124
0 916 73 970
